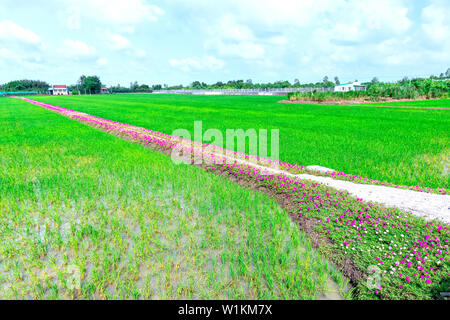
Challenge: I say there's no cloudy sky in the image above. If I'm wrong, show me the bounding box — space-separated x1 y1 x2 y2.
0 0 449 86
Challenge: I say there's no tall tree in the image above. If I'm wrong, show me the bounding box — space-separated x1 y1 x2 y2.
80 75 102 94
334 76 340 85
130 81 139 91
192 81 202 89
78 75 86 85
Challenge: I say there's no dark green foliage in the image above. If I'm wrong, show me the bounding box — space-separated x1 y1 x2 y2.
77 75 102 94
0 80 49 93
288 79 450 102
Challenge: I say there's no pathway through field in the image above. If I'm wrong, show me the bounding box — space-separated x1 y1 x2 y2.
16 97 450 224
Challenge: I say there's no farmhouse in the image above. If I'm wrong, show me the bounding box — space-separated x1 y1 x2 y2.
101 87 109 94
334 81 366 92
49 85 70 95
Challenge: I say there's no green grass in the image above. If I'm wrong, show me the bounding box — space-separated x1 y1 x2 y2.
0 98 347 299
32 94 450 189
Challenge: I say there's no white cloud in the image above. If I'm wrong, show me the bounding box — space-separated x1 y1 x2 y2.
349 0 411 34
121 26 136 34
96 58 108 66
421 0 450 44
64 0 164 25
106 31 130 50
58 39 96 58
169 56 225 72
266 36 288 45
1 0 447 84
0 20 41 46
170 0 410 33
135 49 147 58
204 15 265 60
66 5 81 30
0 48 17 61
215 15 255 41
214 0 331 27
206 39 265 60
0 47 46 70
167 0 413 67
0 20 46 70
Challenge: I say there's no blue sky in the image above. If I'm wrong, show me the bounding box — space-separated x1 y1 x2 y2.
0 0 449 87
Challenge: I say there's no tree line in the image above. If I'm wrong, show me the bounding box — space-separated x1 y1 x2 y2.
1 68 449 94
0 80 49 93
152 68 450 91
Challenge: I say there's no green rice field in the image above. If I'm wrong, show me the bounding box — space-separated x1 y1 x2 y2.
32 95 450 189
0 97 347 299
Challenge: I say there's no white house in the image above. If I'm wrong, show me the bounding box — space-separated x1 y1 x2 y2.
49 85 70 95
334 81 366 92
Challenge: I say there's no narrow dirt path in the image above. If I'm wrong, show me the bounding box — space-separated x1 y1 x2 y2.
197 151 450 224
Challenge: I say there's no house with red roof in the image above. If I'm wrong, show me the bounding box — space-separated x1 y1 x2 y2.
49 85 70 95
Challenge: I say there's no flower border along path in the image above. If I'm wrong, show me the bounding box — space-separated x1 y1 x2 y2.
15 96 449 299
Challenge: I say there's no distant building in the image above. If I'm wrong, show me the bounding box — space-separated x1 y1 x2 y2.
49 85 70 95
101 87 109 94
334 81 366 92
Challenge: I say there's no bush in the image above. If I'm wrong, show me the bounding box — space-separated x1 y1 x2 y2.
288 79 449 102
